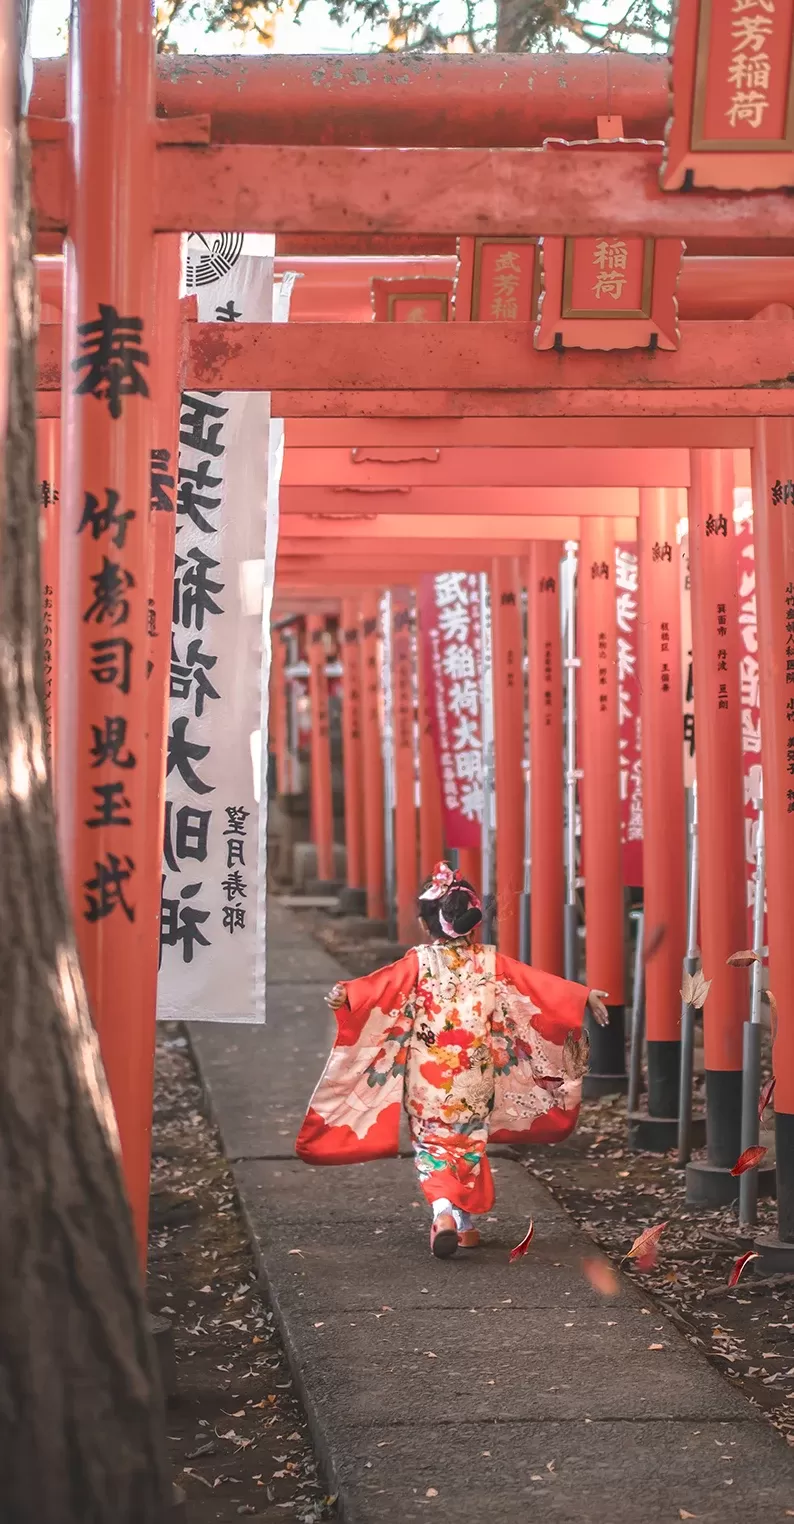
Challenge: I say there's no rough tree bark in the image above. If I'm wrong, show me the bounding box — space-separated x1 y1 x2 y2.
0 47 171 1524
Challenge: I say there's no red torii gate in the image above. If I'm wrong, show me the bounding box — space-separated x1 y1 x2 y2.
30 12 794 1271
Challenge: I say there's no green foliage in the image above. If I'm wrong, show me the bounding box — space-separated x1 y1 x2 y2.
156 0 671 54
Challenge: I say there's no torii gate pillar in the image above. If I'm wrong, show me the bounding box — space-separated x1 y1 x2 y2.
752 417 794 1267
57 0 156 1254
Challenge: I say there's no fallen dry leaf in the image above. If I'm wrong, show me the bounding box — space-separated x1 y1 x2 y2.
562 1030 590 1081
622 1221 667 1266
690 970 711 1009
762 988 779 1042
644 924 667 962
730 1145 768 1177
509 1220 535 1263
681 968 712 1009
759 1075 776 1119
728 1251 759 1288
727 949 760 968
582 1256 620 1298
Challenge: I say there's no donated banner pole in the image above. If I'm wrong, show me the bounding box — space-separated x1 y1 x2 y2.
562 541 580 982
519 757 531 963
677 781 702 1166
627 907 646 1116
739 789 766 1228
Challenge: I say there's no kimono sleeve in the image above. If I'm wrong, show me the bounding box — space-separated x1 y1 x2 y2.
495 954 590 1045
490 954 590 1147
296 950 419 1166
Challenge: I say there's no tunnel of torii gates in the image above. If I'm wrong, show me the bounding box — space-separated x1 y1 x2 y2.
23 10 794 1273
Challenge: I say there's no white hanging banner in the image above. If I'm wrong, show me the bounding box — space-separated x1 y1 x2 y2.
158 243 275 1023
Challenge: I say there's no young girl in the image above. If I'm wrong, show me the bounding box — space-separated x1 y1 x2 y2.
296 863 608 1259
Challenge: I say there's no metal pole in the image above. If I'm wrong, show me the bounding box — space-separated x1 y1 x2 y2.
479 572 495 942
380 592 396 939
739 790 766 1227
677 780 701 1165
628 908 646 1115
562 541 581 981
519 756 531 963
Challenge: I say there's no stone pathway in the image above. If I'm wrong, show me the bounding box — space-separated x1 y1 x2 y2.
190 902 794 1523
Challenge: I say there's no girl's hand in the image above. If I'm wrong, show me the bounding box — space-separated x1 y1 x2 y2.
325 982 348 1011
587 990 610 1027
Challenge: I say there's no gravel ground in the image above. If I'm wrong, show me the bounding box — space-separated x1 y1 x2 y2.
147 1029 335 1523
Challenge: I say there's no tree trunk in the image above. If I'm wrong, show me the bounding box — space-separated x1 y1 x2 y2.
0 96 171 1524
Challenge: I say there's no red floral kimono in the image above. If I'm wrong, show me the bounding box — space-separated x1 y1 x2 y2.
296 940 590 1216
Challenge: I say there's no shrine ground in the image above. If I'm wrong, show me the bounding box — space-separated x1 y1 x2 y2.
189 901 794 1523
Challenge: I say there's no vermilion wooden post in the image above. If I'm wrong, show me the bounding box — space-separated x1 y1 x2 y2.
392 590 418 943
578 518 627 1092
752 417 794 1256
527 540 565 975
635 488 687 1140
58 0 156 1251
416 614 444 880
340 597 365 903
270 631 289 795
306 613 335 885
458 846 481 895
135 234 182 1253
490 556 524 959
686 450 748 1202
38 417 60 776
360 590 386 920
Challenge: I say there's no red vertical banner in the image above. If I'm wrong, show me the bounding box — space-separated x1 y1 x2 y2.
578 519 626 1070
306 615 334 885
688 449 747 1168
752 418 794 1238
360 591 385 920
392 592 418 943
340 598 365 891
679 533 697 787
527 541 564 975
616 542 643 887
38 417 60 776
734 501 764 932
417 573 483 851
638 490 688 1112
416 604 445 879
491 557 524 960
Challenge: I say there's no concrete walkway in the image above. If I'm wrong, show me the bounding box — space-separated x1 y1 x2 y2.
190 902 794 1524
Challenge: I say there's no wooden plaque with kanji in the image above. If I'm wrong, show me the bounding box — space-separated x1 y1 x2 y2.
663 0 794 189
534 236 684 351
